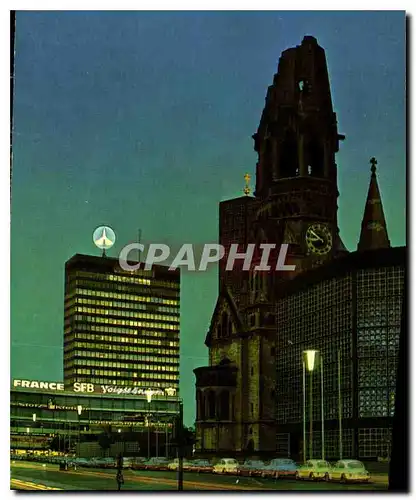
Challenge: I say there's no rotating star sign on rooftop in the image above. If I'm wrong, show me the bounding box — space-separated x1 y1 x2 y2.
93 226 116 257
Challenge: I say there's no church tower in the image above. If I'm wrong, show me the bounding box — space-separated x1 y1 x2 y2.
194 36 348 457
251 35 347 282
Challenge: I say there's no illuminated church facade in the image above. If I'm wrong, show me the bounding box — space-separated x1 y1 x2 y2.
193 36 404 460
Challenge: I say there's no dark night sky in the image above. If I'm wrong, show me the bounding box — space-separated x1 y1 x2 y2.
11 11 406 425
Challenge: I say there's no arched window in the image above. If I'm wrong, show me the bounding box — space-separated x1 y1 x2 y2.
246 439 254 452
280 129 298 178
197 390 205 420
207 391 216 419
221 312 228 338
251 271 256 293
264 138 272 167
305 136 324 177
219 391 230 420
217 324 222 339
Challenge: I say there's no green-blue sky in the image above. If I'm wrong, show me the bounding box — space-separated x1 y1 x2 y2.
11 11 406 425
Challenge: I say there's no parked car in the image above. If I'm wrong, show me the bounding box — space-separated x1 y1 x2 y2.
328 460 370 483
83 457 97 468
59 459 78 471
88 457 111 468
296 460 332 481
73 458 90 468
239 460 266 477
81 458 97 468
105 457 118 468
120 457 136 469
167 458 194 471
262 458 298 479
93 457 114 468
188 459 213 473
143 457 170 471
213 458 239 475
130 457 147 470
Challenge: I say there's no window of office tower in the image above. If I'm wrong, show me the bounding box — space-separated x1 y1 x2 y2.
63 255 180 389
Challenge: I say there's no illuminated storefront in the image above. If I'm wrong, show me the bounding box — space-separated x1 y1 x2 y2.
64 254 180 389
10 379 180 457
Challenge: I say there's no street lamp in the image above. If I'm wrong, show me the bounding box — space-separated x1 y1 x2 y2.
177 400 184 491
68 418 71 456
77 405 82 458
165 419 169 459
302 350 324 460
145 390 153 460
117 428 123 455
155 420 159 458
32 414 37 454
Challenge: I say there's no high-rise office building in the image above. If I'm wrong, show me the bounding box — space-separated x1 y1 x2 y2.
64 254 180 391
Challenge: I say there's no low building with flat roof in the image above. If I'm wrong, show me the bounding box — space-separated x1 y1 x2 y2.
10 378 180 458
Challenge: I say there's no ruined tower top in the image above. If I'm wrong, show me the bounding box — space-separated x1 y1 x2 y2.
253 36 345 198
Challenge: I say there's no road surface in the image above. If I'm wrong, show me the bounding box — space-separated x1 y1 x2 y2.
10 461 388 491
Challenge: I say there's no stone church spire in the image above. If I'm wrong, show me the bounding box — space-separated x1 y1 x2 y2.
357 157 391 251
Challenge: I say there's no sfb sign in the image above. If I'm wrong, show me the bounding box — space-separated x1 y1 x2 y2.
73 383 94 393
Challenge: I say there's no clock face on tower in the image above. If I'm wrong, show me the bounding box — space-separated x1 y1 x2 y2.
305 223 333 255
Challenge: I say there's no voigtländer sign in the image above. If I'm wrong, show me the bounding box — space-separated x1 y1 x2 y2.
12 379 177 397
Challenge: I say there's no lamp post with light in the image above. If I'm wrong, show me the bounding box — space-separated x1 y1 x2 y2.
32 414 37 454
155 419 159 458
68 419 71 456
176 400 184 491
302 350 324 460
165 419 169 459
26 427 30 455
145 390 153 459
77 405 82 457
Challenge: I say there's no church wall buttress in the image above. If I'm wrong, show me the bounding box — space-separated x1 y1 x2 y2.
247 337 260 449
260 336 277 421
210 339 244 451
210 339 241 366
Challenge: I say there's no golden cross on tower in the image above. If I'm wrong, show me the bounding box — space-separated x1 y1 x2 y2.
243 173 251 196
370 157 377 174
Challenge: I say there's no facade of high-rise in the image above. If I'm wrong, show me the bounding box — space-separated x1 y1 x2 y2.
194 35 405 458
64 254 180 392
